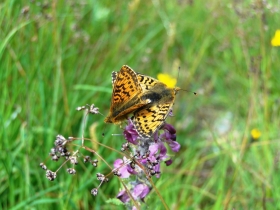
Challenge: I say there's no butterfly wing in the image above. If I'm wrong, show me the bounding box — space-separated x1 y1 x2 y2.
132 74 180 137
111 71 118 87
132 102 174 138
105 65 149 124
137 73 160 91
112 65 140 104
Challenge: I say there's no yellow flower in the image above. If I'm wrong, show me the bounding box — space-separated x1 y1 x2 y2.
251 128 261 141
157 73 177 88
271 30 280 47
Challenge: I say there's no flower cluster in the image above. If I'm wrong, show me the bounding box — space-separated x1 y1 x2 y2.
39 104 106 194
114 119 181 206
39 103 181 208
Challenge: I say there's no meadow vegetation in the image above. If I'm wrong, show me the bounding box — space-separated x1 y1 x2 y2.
1 0 280 209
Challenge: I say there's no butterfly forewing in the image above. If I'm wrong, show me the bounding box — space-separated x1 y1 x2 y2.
111 71 118 87
104 65 150 124
112 66 140 104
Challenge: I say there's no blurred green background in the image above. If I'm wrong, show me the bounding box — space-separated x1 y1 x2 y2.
1 0 280 209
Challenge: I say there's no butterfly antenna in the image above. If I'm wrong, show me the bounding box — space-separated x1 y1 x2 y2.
177 66 181 82
176 66 197 96
180 89 197 95
101 122 107 137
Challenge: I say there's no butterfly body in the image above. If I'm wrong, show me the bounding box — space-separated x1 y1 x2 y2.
143 82 179 103
104 96 151 123
105 65 180 138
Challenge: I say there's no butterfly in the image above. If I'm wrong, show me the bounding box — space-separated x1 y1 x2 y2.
104 65 180 138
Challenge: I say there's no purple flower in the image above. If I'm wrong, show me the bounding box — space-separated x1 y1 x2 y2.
117 190 130 203
138 143 168 178
165 159 173 166
132 184 150 201
160 123 180 152
123 119 139 145
116 119 181 205
160 124 176 141
117 184 150 204
148 143 159 156
113 157 136 178
148 142 167 159
157 142 168 159
168 109 174 117
166 140 180 152
162 123 176 134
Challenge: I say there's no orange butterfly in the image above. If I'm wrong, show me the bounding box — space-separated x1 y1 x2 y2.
104 65 180 138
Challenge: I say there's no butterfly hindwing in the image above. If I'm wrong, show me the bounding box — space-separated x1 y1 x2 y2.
132 74 180 138
137 73 159 91
132 102 174 138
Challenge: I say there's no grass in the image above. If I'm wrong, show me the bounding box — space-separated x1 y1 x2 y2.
1 0 280 209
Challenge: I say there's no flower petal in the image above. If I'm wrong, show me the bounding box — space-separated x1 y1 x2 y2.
117 190 130 203
271 29 280 47
157 73 177 88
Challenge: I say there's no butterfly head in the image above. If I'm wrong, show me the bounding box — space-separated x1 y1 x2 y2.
174 87 181 94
